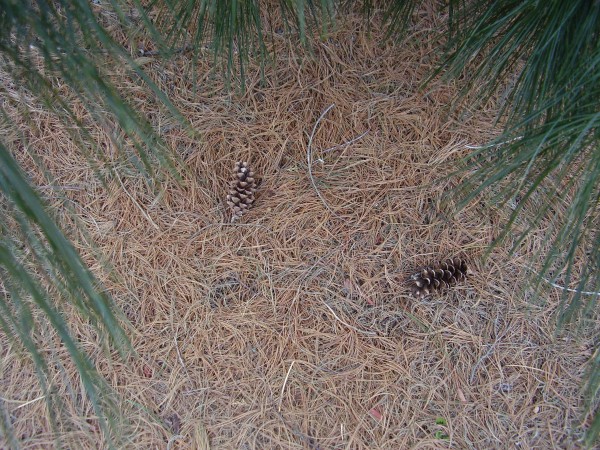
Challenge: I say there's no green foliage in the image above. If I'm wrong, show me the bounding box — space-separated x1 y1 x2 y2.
434 430 449 440
0 0 185 176
425 1 600 444
418 1 600 443
586 347 600 447
432 417 449 439
0 143 126 446
0 0 169 445
152 0 335 89
433 0 600 323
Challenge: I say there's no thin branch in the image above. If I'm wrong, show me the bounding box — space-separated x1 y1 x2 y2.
117 176 160 230
173 326 195 386
307 104 341 219
322 129 369 154
174 334 187 371
524 266 600 297
470 314 507 384
0 394 47 409
138 45 193 57
465 135 523 149
542 278 600 297
322 302 377 336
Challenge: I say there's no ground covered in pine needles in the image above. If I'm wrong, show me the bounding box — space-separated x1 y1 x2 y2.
1 5 599 450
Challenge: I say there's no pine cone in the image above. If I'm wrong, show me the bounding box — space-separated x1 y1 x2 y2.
409 258 468 298
227 161 257 222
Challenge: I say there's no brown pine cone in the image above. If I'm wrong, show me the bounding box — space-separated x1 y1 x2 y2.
409 258 468 298
227 161 257 222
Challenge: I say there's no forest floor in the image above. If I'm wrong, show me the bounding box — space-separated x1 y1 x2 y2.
1 4 598 449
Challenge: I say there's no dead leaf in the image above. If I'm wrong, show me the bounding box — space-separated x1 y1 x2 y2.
142 364 153 378
369 407 383 421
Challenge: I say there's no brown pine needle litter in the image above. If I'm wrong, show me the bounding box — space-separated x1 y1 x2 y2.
1 5 598 450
